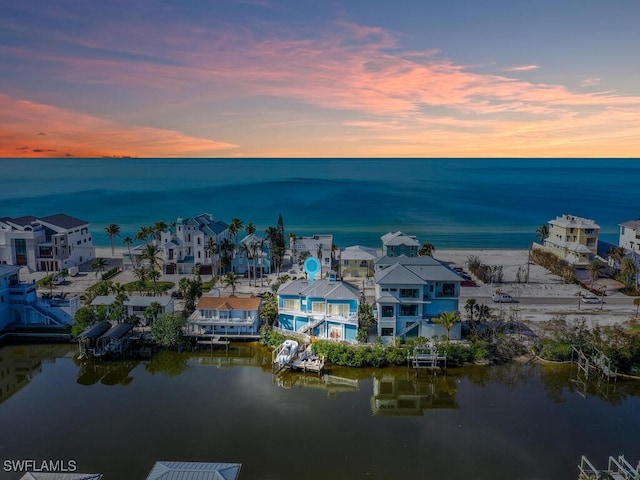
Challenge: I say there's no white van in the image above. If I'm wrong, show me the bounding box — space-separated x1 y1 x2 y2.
491 292 515 303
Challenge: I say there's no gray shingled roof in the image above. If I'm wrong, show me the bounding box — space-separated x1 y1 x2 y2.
0 215 38 228
341 245 377 261
146 461 241 480
620 219 640 230
375 256 463 283
39 213 89 229
381 231 420 247
375 255 441 267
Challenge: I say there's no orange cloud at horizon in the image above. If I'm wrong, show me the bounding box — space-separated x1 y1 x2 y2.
0 94 237 158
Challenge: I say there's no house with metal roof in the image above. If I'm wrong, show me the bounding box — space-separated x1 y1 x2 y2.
19 473 103 480
186 295 262 339
0 213 95 272
277 276 360 342
90 295 174 324
291 234 333 274
540 214 600 266
340 245 378 279
124 213 230 274
231 232 272 276
146 461 241 480
381 231 420 257
93 322 134 358
374 255 463 340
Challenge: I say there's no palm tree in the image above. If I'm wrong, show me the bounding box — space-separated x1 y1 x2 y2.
109 282 126 296
123 236 135 269
133 266 148 295
620 257 638 290
288 232 297 259
265 226 279 274
245 222 256 236
105 224 120 256
206 237 219 280
464 298 477 321
148 269 160 296
143 301 163 326
229 218 244 251
92 257 108 278
587 259 604 288
433 311 460 340
418 242 435 257
316 243 323 279
535 224 549 243
142 243 163 274
250 241 261 287
153 221 168 242
241 243 252 287
608 246 626 273
223 272 240 295
634 297 640 318
219 238 235 273
136 226 153 244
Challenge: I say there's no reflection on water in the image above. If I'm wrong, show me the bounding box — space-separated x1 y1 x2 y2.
0 343 76 403
1 343 640 480
371 371 458 415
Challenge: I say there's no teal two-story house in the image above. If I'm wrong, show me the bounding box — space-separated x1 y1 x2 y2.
374 255 463 341
277 276 360 342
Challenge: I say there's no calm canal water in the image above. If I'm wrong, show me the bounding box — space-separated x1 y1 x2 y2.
1 343 639 480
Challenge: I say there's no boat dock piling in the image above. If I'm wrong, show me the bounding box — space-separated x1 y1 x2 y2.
408 345 446 374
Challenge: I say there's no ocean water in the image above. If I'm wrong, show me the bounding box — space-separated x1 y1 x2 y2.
0 158 637 249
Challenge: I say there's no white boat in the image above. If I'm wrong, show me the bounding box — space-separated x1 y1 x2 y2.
276 340 299 365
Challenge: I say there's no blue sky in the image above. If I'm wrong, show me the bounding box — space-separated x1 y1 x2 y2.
1 0 639 157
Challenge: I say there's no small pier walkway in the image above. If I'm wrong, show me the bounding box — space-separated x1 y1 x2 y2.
272 341 325 375
408 345 446 374
579 455 640 479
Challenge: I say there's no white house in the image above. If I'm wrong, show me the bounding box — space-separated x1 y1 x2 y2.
0 214 95 272
127 213 230 274
90 295 174 322
231 233 272 275
619 219 640 254
0 264 79 334
292 234 334 275
340 245 378 279
541 214 600 266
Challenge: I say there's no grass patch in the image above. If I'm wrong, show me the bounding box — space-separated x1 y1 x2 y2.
123 280 175 294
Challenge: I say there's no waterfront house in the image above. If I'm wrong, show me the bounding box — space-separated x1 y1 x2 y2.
0 213 95 272
90 295 174 323
146 461 241 480
186 295 262 338
231 232 272 276
381 231 420 257
540 214 600 266
374 255 462 340
0 264 79 335
277 275 360 342
340 245 378 279
292 234 334 276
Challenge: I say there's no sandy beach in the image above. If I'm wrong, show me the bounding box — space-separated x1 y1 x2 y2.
28 246 639 329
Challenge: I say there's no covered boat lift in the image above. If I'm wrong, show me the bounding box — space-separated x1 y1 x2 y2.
94 323 134 358
77 321 112 358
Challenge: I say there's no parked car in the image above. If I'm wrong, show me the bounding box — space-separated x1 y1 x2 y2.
491 292 515 303
581 293 603 304
461 279 477 287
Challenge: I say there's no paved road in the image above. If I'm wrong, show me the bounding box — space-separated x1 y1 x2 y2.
465 296 635 307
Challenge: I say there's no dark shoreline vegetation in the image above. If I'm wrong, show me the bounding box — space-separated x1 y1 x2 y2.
260 316 640 375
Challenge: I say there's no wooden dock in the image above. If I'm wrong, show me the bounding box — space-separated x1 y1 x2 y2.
272 342 325 374
408 346 446 372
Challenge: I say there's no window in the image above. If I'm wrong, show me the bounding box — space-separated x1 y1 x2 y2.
400 288 418 298
283 299 300 310
327 303 350 316
381 306 394 317
381 327 394 336
311 301 325 313
442 283 455 296
399 304 417 316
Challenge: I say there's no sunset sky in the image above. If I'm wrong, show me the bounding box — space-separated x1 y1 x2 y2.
2 0 639 158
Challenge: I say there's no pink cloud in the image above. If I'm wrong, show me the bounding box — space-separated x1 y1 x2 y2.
0 94 236 157
503 65 541 72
